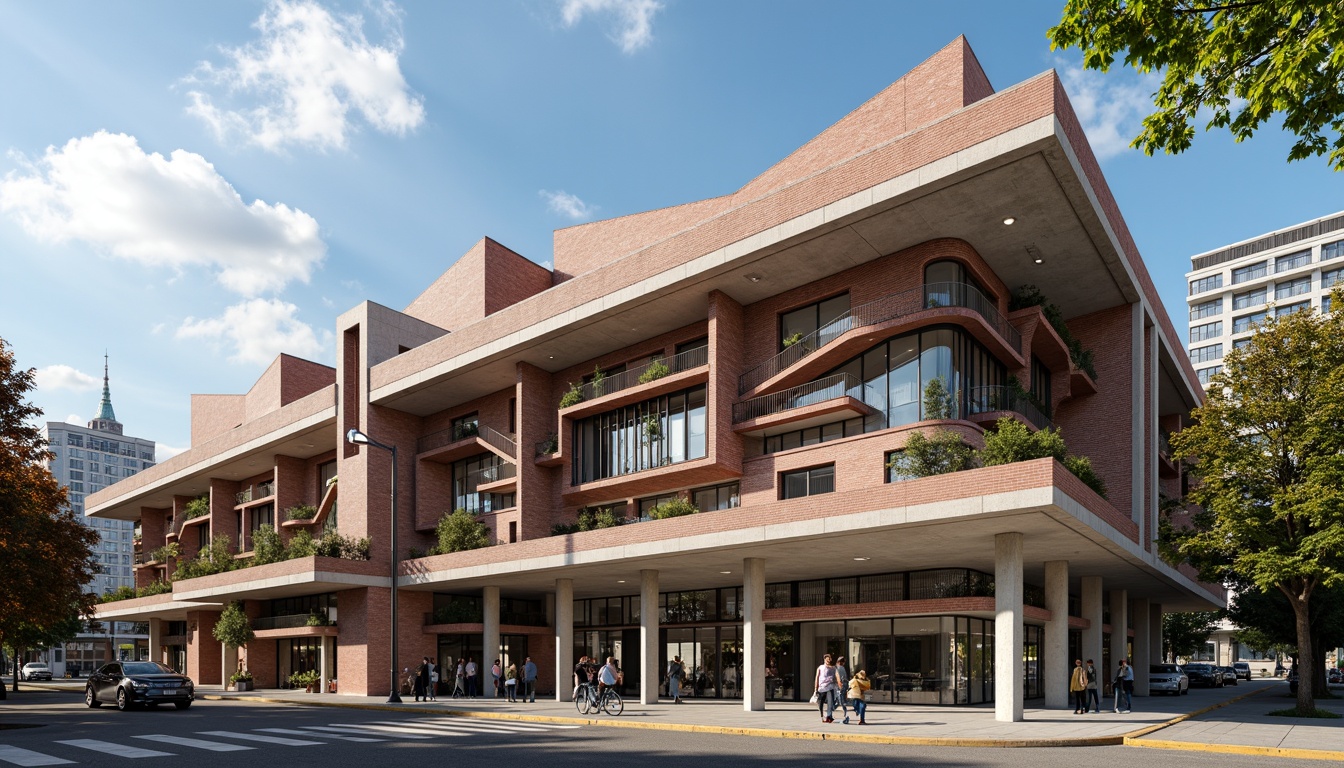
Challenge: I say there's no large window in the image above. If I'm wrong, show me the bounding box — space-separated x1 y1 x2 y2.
1275 250 1311 273
249 504 274 537
1323 267 1344 289
1189 274 1223 295
763 418 864 454
1190 321 1222 343
780 465 835 499
1189 344 1222 364
1231 261 1267 284
693 482 740 512
780 294 850 350
1232 287 1266 310
572 386 707 484
1276 301 1310 317
1275 276 1311 300
453 454 515 514
1190 298 1222 320
1233 310 1268 333
1197 366 1223 386
1324 240 1344 261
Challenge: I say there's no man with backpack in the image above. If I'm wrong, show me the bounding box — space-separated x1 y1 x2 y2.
666 655 684 703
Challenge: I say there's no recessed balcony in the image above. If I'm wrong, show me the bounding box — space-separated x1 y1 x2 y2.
417 424 517 464
738 282 1023 396
965 385 1052 432
559 345 710 419
733 373 875 436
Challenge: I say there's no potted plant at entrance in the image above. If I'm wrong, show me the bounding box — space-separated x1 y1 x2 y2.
229 669 253 692
288 669 321 693
212 601 255 692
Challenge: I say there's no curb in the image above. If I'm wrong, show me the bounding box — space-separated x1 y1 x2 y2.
1120 684 1267 741
200 693 1124 748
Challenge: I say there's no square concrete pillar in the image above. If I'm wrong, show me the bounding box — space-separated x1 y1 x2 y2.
148 618 162 666
222 643 238 688
319 635 332 693
1081 576 1104 670
1109 589 1129 673
743 557 766 712
483 585 500 698
640 569 659 705
994 532 1024 722
1043 560 1068 710
554 578 573 701
1149 603 1163 665
1131 597 1150 695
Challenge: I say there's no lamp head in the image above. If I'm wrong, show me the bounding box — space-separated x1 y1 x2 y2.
346 428 370 446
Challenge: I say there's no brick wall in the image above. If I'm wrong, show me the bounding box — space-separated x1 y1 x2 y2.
190 395 244 446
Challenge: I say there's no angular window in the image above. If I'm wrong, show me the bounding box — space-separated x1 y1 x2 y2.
1231 261 1267 284
1190 299 1222 320
780 294 850 350
572 386 708 484
780 464 835 500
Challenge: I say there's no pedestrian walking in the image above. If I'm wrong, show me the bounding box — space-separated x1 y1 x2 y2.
492 659 503 698
813 653 839 723
523 656 538 702
465 657 478 698
666 655 684 703
505 662 518 702
1113 659 1134 713
427 658 438 701
1070 659 1088 714
847 669 872 725
414 657 430 702
1085 659 1100 713
835 656 851 723
453 659 466 698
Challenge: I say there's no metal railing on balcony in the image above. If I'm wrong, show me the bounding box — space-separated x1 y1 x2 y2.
738 282 1022 394
569 345 710 405
235 480 274 506
732 373 869 424
965 385 1052 431
417 423 517 457
464 461 516 487
252 613 332 631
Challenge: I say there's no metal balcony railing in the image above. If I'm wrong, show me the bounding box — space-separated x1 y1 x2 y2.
463 461 516 487
417 424 517 457
965 385 1052 432
738 282 1022 394
252 614 331 631
732 373 868 424
569 345 710 406
235 480 273 505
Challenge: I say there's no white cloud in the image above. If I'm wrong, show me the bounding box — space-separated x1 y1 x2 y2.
176 298 328 365
1057 61 1159 161
540 189 597 221
186 0 425 152
560 0 663 54
64 414 85 425
0 131 325 296
156 443 188 461
35 365 100 393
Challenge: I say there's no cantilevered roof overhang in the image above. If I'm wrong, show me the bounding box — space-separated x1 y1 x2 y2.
368 71 1201 419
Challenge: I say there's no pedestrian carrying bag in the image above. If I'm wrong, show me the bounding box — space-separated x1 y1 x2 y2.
808 692 819 704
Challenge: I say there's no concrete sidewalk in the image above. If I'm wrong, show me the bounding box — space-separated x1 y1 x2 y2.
23 677 1344 758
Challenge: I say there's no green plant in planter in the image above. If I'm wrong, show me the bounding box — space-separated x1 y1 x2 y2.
559 383 584 408
638 359 670 384
537 433 559 455
306 609 331 627
148 542 180 564
590 365 607 396
288 669 320 689
648 498 698 520
182 495 210 519
642 413 662 442
285 504 318 521
782 332 803 348
229 670 253 683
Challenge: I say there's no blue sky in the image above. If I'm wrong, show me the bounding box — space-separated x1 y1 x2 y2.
1 0 1338 459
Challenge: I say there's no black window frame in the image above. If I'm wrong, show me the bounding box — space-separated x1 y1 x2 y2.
779 464 836 500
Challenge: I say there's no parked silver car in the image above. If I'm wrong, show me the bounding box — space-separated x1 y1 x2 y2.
1149 664 1189 695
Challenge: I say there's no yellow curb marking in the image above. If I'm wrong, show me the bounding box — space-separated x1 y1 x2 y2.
1128 738 1344 762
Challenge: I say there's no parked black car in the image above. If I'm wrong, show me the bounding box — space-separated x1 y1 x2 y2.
85 661 194 711
1232 662 1253 680
1216 666 1239 685
1183 663 1224 687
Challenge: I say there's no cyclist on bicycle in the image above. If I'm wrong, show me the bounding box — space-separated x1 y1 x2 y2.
572 655 591 701
597 656 620 697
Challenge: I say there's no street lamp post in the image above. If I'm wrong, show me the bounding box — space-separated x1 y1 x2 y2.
346 428 402 704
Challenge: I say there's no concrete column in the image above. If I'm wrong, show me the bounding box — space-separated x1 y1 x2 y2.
1043 560 1069 710
1149 603 1163 665
1081 576 1104 670
319 635 331 693
555 578 573 701
743 557 766 712
148 618 163 666
994 532 1024 722
483 585 500 698
640 569 659 705
1109 589 1129 670
1131 302 1145 526
222 643 238 689
1131 597 1151 695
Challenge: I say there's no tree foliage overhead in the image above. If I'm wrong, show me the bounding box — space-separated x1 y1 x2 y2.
1168 289 1344 714
1162 611 1221 661
1050 1 1344 170
0 337 99 696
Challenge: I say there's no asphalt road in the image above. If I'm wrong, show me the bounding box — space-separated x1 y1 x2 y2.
0 687 1338 768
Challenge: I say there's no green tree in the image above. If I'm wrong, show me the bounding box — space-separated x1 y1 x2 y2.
1050 1 1344 170
173 535 237 581
432 509 492 554
0 338 99 698
1162 611 1221 662
1225 583 1344 695
212 601 253 675
887 429 977 479
922 376 955 420
1168 290 1344 715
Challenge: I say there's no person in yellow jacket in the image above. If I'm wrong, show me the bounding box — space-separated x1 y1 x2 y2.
845 670 872 725
1069 659 1089 714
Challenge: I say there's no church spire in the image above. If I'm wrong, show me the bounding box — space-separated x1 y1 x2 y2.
96 353 117 422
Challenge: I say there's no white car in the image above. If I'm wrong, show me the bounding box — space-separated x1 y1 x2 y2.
20 662 53 681
1149 664 1188 695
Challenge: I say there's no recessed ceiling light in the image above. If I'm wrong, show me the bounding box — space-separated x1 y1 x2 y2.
744 273 763 283
719 570 732 574
1034 258 1043 264
1003 217 1016 226
616 580 626 584
548 355 555 359
853 557 871 561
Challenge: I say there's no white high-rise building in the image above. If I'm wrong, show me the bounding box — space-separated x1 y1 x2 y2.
39 357 157 675
1185 211 1344 386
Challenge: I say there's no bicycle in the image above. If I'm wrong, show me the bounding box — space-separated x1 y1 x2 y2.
574 682 623 716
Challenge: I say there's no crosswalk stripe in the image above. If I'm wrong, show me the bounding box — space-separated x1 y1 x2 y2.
196 731 324 746
130 735 252 752
300 726 432 740
255 728 385 743
0 745 74 767
56 740 173 759
390 719 561 734
420 718 580 731
363 721 480 735
327 723 462 738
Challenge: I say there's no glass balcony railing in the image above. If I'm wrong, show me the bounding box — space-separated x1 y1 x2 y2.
732 373 870 424
738 282 1022 394
570 345 710 405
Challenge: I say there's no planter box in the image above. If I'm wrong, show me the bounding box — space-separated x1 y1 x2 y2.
231 680 253 692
